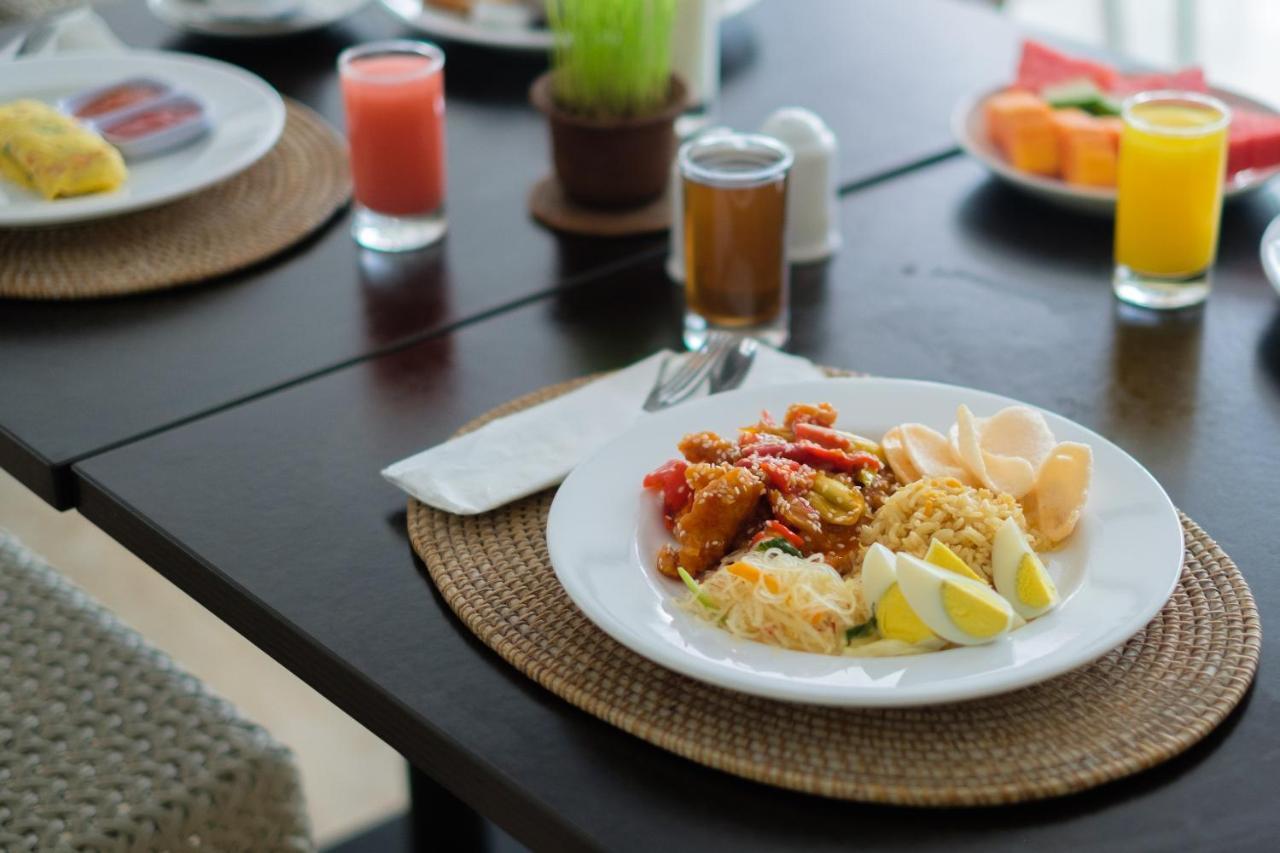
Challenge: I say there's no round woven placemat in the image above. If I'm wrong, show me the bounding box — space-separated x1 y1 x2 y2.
0 99 350 300
407 377 1261 806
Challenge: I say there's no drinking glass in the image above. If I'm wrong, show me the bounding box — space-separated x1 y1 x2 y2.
680 132 794 349
1113 91 1229 309
338 40 447 252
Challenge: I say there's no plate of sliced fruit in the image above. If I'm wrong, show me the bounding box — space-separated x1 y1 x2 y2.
954 40 1280 215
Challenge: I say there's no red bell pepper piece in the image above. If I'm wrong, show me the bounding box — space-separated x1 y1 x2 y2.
762 519 804 548
793 422 852 450
736 455 810 494
759 458 803 492
642 459 691 519
742 440 882 474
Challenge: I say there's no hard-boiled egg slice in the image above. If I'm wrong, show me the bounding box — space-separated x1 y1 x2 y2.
860 543 898 607
924 539 986 583
859 545 943 648
896 554 1015 646
992 518 1060 619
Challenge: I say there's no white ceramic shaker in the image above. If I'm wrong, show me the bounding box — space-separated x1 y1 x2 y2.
761 108 842 263
670 0 720 132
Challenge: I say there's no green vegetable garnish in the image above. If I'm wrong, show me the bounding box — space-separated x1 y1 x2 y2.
678 566 716 610
755 537 803 558
845 616 877 642
857 467 877 487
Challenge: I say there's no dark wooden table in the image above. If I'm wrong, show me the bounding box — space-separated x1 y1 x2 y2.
74 156 1280 851
6 1 1280 850
0 0 1011 508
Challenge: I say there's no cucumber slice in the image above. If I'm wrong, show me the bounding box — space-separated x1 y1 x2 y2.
1044 81 1122 116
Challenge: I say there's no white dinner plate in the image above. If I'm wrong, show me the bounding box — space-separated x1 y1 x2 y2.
0 51 285 228
953 84 1280 216
1263 215 1280 297
380 0 760 52
147 0 370 37
547 378 1184 707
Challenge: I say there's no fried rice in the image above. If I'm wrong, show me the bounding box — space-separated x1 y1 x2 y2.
858 476 1042 578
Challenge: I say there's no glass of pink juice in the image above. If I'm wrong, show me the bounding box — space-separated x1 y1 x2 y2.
338 40 447 252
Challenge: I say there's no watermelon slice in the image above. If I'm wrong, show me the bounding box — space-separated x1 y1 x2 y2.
1229 109 1280 174
1015 40 1119 93
1229 111 1261 174
1254 115 1280 172
1109 68 1209 95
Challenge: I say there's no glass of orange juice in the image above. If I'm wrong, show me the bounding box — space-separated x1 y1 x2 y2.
1113 91 1230 309
339 41 447 252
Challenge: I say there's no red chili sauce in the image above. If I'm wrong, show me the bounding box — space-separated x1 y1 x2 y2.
74 83 167 118
103 102 202 140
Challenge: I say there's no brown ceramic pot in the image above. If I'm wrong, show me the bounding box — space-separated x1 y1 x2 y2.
530 71 687 209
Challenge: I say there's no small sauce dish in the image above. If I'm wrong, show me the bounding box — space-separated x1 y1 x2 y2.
60 77 171 124
97 94 212 160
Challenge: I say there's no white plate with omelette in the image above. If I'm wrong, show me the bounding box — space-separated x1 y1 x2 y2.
0 51 285 227
547 378 1184 707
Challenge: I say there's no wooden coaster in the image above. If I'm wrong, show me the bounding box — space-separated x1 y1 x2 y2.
528 175 671 237
0 99 350 300
407 375 1261 806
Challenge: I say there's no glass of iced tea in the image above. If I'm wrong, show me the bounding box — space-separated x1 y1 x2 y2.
679 132 794 349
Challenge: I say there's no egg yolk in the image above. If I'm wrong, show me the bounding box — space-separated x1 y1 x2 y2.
924 540 985 583
877 584 936 644
1016 553 1056 608
940 582 1008 638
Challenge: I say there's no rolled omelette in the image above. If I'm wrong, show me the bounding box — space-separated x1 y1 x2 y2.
0 99 127 199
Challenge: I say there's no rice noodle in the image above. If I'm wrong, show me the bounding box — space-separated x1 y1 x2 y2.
681 548 869 655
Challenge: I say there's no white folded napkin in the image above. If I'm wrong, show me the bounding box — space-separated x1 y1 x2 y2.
6 7 125 58
383 347 828 514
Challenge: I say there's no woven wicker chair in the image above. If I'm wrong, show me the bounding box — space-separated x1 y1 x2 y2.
0 530 312 852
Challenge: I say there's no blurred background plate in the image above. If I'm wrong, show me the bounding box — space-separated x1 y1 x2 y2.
380 0 759 52
953 83 1280 216
0 51 285 227
1263 215 1280 296
147 0 370 37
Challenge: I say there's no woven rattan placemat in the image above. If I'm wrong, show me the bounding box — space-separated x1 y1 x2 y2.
0 99 350 300
407 377 1261 806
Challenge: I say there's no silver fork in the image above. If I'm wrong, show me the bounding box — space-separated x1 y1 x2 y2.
642 332 738 412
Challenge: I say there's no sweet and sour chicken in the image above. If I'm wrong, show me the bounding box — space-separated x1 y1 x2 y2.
644 403 895 578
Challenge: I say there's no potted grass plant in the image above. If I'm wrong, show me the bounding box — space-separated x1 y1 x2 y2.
531 0 686 208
